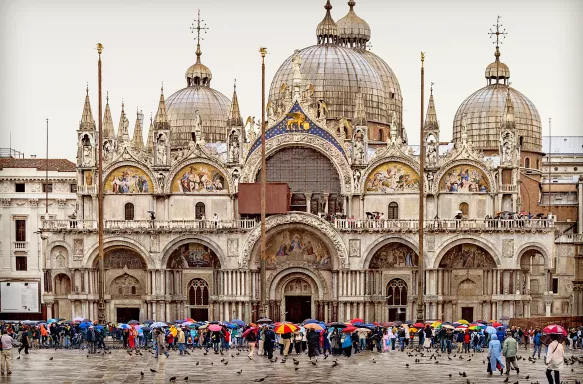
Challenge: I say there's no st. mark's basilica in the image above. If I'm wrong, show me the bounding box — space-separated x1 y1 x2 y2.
37 1 582 325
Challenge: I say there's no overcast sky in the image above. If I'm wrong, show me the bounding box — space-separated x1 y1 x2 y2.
0 0 581 160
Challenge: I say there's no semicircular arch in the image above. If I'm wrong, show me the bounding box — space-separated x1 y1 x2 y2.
267 266 327 301
433 235 500 269
362 235 429 269
84 237 154 269
166 158 232 195
433 160 494 194
241 134 352 195
361 157 421 195
159 234 227 269
515 242 551 269
103 161 157 194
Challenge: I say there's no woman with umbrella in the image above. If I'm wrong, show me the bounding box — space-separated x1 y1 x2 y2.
208 324 223 353
341 329 353 357
243 326 257 359
545 333 565 384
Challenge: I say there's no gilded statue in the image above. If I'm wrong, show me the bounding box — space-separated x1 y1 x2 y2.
286 112 309 130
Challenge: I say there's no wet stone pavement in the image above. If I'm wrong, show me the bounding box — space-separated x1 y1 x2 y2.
1 345 583 384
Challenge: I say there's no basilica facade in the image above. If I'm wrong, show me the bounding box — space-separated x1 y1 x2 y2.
38 1 580 324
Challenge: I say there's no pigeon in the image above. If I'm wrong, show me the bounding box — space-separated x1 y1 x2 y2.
435 361 439 364
462 372 467 377
184 377 188 382
332 361 339 367
211 362 214 365
203 351 208 356
140 371 144 377
169 377 176 382
16 356 20 360
448 374 452 378
372 359 377 363
311 361 317 366
150 368 157 373
127 350 132 355
503 377 509 383
448 356 452 360
525 375 529 380
293 360 299 365
224 361 229 365
254 378 266 382
221 358 225 362
406 363 409 368
324 355 328 360
237 370 242 374
49 357 54 361
467 359 471 362
196 361 199 366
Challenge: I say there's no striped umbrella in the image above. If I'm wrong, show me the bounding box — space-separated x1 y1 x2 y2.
274 323 297 334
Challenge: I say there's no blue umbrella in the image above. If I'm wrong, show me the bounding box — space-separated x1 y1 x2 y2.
47 318 58 323
144 319 154 324
118 324 130 329
226 323 238 329
79 322 91 329
485 326 497 334
303 319 318 324
231 319 246 326
94 325 104 331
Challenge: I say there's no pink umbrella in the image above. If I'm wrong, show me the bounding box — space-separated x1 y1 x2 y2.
208 324 222 332
543 324 567 336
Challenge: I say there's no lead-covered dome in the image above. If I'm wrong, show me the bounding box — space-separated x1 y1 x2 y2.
337 1 371 48
166 43 231 148
453 47 541 153
269 44 388 124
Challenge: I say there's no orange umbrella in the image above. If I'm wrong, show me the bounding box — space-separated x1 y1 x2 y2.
304 323 324 331
274 323 297 334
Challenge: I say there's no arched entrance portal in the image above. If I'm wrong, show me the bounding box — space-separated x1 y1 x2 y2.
283 277 313 323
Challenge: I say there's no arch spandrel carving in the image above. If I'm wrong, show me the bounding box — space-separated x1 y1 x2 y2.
240 212 348 269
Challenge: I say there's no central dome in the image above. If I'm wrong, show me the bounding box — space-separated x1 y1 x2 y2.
269 44 388 124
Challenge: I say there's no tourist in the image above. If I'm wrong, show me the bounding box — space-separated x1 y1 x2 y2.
502 330 519 375
456 330 464 353
264 325 275 360
245 327 257 359
532 329 542 358
322 329 331 355
1 329 17 375
382 330 390 352
487 334 504 376
86 325 97 354
177 327 186 355
545 334 564 384
257 326 265 356
307 329 319 360
398 327 406 351
17 326 30 355
155 329 169 359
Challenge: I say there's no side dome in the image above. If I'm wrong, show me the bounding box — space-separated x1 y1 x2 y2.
337 0 371 48
166 86 231 148
453 85 542 153
269 44 387 124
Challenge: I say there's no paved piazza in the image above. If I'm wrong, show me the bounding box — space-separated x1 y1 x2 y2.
2 346 582 384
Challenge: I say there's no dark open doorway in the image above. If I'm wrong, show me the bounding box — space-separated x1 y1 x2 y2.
461 307 474 323
285 296 311 323
190 308 209 322
116 307 140 323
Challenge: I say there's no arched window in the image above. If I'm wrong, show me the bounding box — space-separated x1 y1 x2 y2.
188 278 209 306
131 286 136 295
524 157 531 169
387 202 399 220
387 279 407 306
195 202 205 219
124 203 134 220
459 202 469 218
536 159 540 169
378 129 384 142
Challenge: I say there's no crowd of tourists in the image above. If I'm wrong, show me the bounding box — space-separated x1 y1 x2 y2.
0 317 581 383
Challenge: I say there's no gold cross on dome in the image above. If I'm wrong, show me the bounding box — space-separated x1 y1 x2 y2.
190 9 209 42
489 15 507 46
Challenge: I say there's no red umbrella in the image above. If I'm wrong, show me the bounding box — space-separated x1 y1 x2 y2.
342 326 357 333
381 322 392 328
208 324 222 332
274 323 297 334
491 322 503 327
413 323 425 328
241 327 258 338
543 324 567 336
350 318 364 324
372 322 380 326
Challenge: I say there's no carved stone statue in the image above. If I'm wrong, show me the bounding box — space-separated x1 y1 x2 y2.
353 169 361 191
461 114 469 144
267 101 276 124
157 172 165 189
193 110 203 143
352 129 366 164
390 111 398 140
229 132 240 162
317 99 328 120
426 134 437 166
500 131 515 164
82 145 93 166
231 168 240 191
156 133 167 164
291 49 302 83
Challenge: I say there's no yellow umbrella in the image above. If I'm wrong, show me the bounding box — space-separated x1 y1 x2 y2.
457 319 469 325
409 327 418 333
431 321 442 328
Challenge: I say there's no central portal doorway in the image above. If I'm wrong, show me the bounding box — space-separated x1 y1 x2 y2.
116 307 140 323
461 307 474 322
285 296 311 323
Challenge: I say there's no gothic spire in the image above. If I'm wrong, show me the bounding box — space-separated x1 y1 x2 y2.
424 83 439 132
502 86 516 129
132 109 144 151
102 92 115 139
116 100 130 142
146 113 154 154
79 85 95 131
154 85 169 130
227 80 243 126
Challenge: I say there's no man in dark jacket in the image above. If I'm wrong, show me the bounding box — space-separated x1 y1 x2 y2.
264 327 275 360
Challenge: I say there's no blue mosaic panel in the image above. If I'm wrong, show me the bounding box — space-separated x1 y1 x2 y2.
246 103 346 160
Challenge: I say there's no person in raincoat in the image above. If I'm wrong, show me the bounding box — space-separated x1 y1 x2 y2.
342 332 352 357
307 329 320 359
322 329 331 355
487 333 504 376
545 334 565 384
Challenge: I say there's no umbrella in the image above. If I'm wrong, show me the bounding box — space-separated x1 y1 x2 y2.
79 322 91 329
144 319 154 324
57 318 66 321
491 322 503 327
151 322 167 328
73 317 85 322
384 322 396 327
405 320 414 325
455 326 468 331
208 324 222 332
198 324 209 330
442 324 454 330
431 321 442 327
543 324 567 336
342 326 357 333
184 318 195 322
241 327 258 338
118 324 130 329
456 320 469 325
257 318 273 324
47 318 58 323
413 323 425 328
182 322 193 327
409 327 418 333
468 326 481 330
142 326 152 331
127 320 139 325
357 328 371 334
303 319 319 324
274 323 298 334
328 322 347 329
541 333 565 345
350 318 364 324
231 319 246 326
496 325 505 331
304 323 324 331
394 321 403 326
485 326 497 334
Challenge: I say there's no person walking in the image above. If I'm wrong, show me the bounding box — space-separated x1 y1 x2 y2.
502 330 519 375
532 329 542 358
17 326 30 355
245 328 257 359
281 331 291 358
257 326 265 357
264 326 275 360
177 328 186 355
341 332 352 358
1 329 17 375
545 334 564 384
487 334 504 376
155 330 169 359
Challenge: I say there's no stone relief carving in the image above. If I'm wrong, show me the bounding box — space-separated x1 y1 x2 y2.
0 182 11 192
73 239 84 261
0 198 10 207
150 234 160 252
28 183 41 193
241 212 348 269
502 239 514 258
348 239 360 258
28 199 39 207
227 238 239 258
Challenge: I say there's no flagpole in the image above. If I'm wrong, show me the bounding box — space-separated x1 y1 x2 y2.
259 47 267 319
96 43 106 324
417 52 426 322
